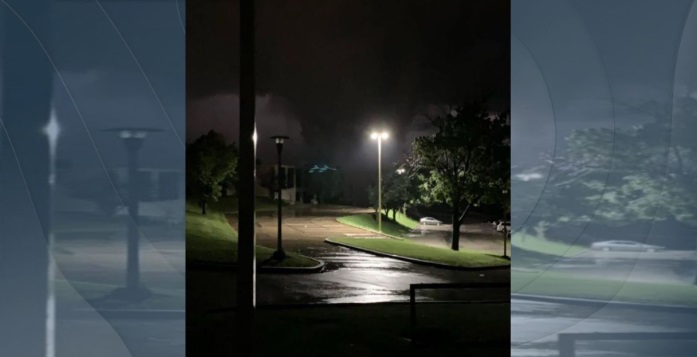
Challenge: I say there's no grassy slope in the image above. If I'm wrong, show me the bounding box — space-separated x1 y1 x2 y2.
329 237 510 268
382 209 420 229
513 270 697 306
186 204 318 268
512 233 588 257
337 213 412 237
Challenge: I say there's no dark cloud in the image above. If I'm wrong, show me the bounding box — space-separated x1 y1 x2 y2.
187 0 510 199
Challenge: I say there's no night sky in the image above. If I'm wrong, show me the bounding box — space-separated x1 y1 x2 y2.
187 0 510 201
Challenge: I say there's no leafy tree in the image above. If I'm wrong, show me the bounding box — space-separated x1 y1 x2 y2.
410 101 510 251
522 96 697 281
186 130 238 214
366 163 418 222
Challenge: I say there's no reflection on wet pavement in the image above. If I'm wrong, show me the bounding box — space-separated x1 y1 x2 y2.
257 244 509 305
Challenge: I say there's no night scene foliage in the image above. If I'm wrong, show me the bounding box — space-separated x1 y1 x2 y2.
408 100 510 251
186 130 238 214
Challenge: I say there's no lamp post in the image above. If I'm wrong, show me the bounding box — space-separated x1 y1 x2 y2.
370 131 389 232
104 127 162 299
502 189 509 258
271 135 289 260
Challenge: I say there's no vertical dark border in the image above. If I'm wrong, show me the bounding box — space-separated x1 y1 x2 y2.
238 0 257 351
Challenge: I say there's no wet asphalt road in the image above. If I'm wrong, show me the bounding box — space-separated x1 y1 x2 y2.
257 244 509 305
225 206 510 305
511 299 697 356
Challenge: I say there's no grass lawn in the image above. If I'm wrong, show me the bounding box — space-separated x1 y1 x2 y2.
187 302 510 357
513 270 697 307
382 209 420 229
328 236 510 268
512 233 588 257
337 213 413 237
186 204 318 268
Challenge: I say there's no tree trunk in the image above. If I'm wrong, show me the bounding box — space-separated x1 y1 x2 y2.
451 206 461 251
503 228 508 257
393 209 396 221
201 199 207 215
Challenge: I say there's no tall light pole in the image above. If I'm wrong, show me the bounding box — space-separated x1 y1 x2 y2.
370 131 389 232
104 127 162 300
271 135 289 260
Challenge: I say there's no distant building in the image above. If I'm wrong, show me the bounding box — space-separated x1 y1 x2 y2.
257 164 297 205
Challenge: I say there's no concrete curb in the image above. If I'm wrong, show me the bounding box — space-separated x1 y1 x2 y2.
512 293 697 313
325 238 510 271
187 258 325 274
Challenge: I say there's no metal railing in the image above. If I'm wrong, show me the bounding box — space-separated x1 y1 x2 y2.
558 332 697 357
409 282 509 340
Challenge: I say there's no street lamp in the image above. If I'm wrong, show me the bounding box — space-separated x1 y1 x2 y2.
370 131 389 232
502 189 509 258
104 127 162 300
271 135 289 260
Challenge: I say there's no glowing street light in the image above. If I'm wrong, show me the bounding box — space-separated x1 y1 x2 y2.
370 130 389 232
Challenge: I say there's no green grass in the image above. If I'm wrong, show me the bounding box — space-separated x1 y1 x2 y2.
513 270 697 307
186 204 318 268
337 213 413 238
382 209 420 229
512 233 588 257
187 302 510 356
328 237 510 268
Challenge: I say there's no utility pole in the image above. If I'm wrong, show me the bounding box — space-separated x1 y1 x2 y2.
238 0 257 353
0 1 54 356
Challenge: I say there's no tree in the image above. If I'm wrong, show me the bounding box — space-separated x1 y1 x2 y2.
410 101 510 251
186 130 238 214
382 168 413 220
523 96 697 281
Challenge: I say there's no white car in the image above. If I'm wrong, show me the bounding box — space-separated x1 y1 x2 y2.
419 217 442 226
591 240 664 252
496 221 511 232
